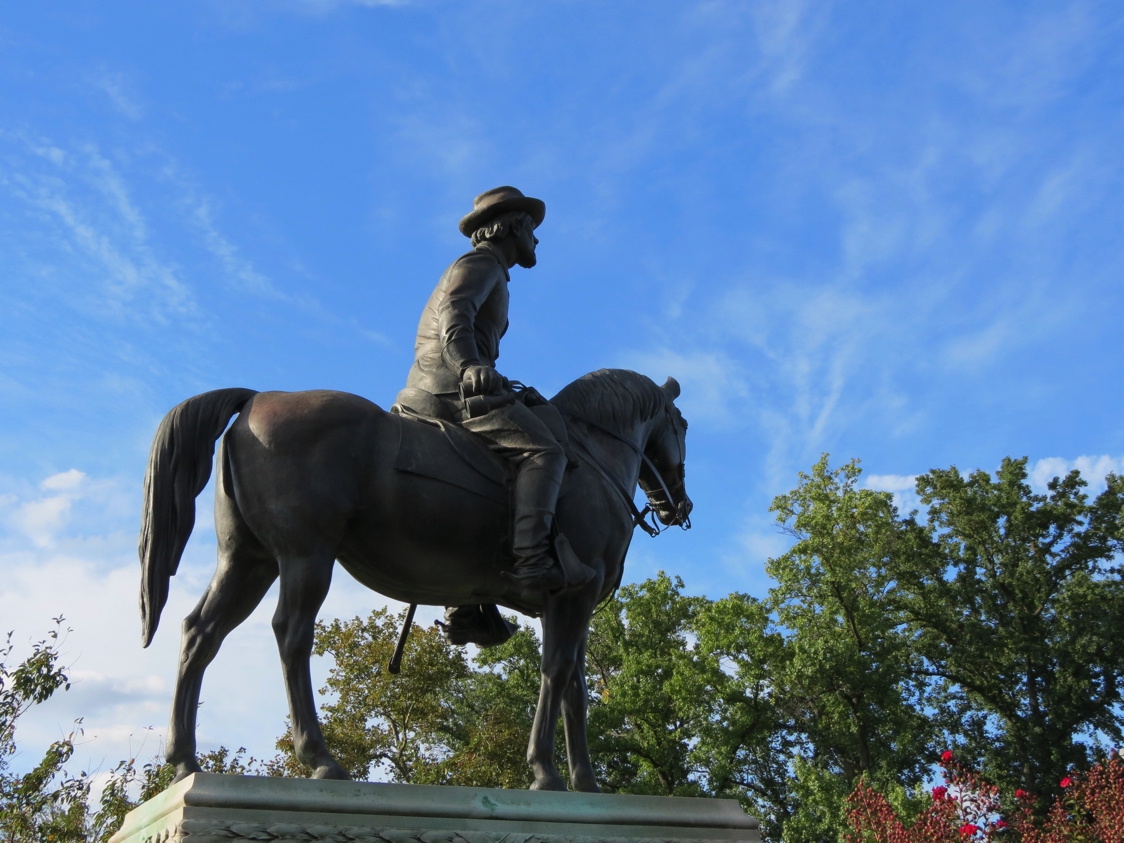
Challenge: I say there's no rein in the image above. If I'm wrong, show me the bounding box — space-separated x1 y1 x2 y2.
561 410 687 537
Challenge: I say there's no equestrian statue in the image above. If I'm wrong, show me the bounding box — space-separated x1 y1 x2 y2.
138 186 693 792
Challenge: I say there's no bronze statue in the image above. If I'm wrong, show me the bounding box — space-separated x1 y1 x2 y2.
138 189 692 792
397 187 594 643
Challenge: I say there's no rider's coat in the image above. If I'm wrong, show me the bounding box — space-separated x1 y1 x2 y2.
407 242 510 398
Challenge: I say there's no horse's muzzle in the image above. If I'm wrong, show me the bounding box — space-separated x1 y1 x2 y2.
655 493 693 529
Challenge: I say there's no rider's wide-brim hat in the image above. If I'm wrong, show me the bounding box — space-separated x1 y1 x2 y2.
458 186 546 236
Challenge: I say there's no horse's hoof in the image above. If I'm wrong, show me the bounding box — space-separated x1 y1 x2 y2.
312 763 351 780
171 759 203 784
530 774 567 792
570 777 602 793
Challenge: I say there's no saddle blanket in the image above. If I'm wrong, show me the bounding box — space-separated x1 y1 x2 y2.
392 413 511 504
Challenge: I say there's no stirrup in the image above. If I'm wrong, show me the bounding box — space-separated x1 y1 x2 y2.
502 533 595 600
553 532 595 591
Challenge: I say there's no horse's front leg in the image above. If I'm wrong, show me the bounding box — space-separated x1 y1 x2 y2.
529 590 596 791
273 552 349 780
561 631 600 792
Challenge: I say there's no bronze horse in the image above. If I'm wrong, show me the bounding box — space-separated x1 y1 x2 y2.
139 368 691 791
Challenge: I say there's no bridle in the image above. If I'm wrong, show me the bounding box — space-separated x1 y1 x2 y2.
562 408 692 537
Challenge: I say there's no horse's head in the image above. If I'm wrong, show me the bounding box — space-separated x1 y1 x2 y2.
641 377 693 529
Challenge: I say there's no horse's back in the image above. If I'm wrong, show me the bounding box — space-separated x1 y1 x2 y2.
244 389 384 452
225 390 391 554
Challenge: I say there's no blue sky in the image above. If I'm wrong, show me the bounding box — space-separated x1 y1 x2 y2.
2 1 1123 781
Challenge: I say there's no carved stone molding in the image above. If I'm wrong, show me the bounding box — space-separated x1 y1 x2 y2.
111 775 759 843
162 821 709 843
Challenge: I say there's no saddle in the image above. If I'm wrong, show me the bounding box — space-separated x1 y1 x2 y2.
389 392 511 504
390 387 592 603
389 386 575 503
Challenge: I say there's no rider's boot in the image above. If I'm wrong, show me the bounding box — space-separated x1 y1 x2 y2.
502 453 595 601
438 604 518 647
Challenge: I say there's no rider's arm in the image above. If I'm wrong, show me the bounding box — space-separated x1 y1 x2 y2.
437 252 500 378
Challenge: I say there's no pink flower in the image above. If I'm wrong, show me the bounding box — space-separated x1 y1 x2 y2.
1015 788 1029 799
1060 776 1073 788
941 750 955 763
995 820 1008 830
932 785 948 800
959 823 980 836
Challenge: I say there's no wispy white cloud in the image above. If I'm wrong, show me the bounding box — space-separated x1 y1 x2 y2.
3 470 88 547
42 469 88 492
1021 149 1103 232
619 347 749 426
620 280 880 492
0 470 136 548
939 275 1074 369
737 527 792 565
954 5 1099 113
2 126 392 380
611 5 1123 501
90 71 143 121
189 197 283 301
865 473 921 515
708 280 888 481
1 133 198 324
154 159 357 327
749 0 828 95
865 473 916 493
391 111 493 226
1030 455 1124 492
363 329 395 349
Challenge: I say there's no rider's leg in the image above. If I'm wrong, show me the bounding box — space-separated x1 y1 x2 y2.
461 402 576 596
508 449 567 592
528 402 579 468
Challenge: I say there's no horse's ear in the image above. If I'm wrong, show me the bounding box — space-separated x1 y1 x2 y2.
661 377 681 401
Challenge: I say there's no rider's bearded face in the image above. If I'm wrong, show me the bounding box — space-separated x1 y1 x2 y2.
513 219 539 268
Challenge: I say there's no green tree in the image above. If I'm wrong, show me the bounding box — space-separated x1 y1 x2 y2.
898 457 1124 801
274 607 469 781
270 608 549 788
439 621 543 788
691 591 796 842
0 620 89 843
764 456 937 841
0 620 274 843
586 573 711 796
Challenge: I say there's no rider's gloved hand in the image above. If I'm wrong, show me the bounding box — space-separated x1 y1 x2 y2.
461 365 505 397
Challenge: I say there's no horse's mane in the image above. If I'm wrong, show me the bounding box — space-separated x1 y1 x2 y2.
551 369 666 430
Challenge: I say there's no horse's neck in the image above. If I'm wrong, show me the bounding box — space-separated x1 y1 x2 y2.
576 417 650 493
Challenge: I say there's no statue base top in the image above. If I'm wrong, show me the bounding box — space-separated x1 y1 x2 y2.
109 773 760 843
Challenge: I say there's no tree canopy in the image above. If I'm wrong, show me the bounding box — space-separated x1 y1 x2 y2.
6 454 1123 843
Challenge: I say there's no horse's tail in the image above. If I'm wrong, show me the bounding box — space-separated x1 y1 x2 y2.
139 388 258 647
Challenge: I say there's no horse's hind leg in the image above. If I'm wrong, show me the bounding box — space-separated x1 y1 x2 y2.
166 503 278 782
272 552 348 780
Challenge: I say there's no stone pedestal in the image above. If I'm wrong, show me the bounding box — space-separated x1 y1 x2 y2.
109 774 760 843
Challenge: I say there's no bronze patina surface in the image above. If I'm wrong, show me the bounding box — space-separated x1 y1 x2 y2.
138 190 693 793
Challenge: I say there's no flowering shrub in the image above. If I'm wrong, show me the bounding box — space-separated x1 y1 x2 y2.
848 751 1124 843
847 752 1003 842
1013 757 1124 843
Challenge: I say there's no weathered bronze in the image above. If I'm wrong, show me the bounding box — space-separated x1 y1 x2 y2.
402 186 583 604
137 189 692 793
